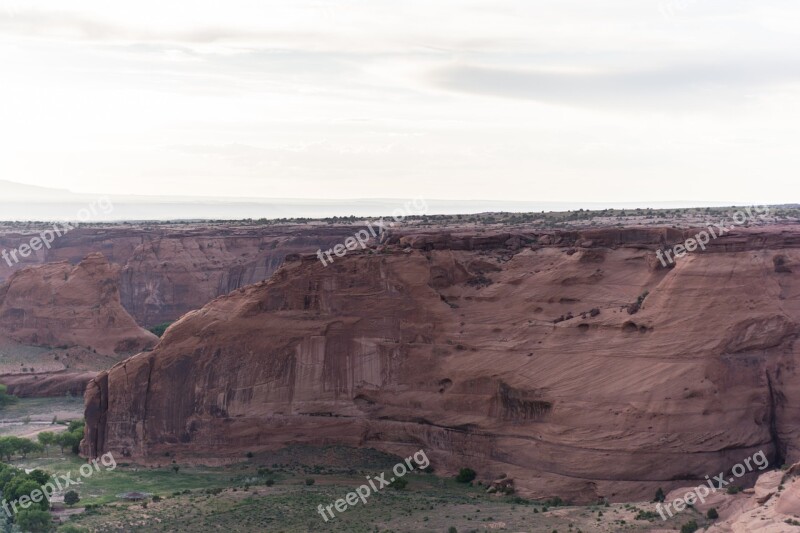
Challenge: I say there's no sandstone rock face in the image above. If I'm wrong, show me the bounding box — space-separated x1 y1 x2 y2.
0 225 361 326
82 226 800 502
0 253 157 354
707 465 800 532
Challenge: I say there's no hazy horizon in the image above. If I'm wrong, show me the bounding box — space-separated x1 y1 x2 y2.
0 178 778 221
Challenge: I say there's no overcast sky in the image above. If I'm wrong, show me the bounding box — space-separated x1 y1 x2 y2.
1 0 798 205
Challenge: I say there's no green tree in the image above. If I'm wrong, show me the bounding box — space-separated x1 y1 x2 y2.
0 436 31 460
5 477 49 511
67 420 85 433
64 490 80 505
15 508 52 532
27 469 50 486
38 431 56 455
17 439 44 458
0 462 18 488
55 431 81 455
0 384 18 409
0 437 15 461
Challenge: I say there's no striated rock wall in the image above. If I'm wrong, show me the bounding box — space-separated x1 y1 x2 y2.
0 225 359 326
82 225 800 502
0 253 157 354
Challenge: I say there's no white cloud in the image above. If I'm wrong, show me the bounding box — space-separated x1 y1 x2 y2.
0 0 798 204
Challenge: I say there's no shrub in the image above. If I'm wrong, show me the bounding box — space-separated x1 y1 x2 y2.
727 485 741 494
653 487 665 502
147 322 173 337
64 490 80 505
707 507 719 519
265 479 275 487
152 495 162 502
680 520 699 533
635 510 659 521
59 526 89 533
455 468 477 483
389 478 408 490
305 478 315 486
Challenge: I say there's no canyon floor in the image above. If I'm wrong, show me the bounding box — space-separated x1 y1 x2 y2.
11 430 707 532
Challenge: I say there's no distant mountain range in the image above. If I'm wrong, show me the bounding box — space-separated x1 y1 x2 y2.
0 179 757 221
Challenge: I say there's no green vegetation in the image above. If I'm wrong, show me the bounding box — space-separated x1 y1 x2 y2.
0 462 51 529
727 484 742 494
455 467 477 483
680 519 699 533
64 489 81 505
47 420 85 454
147 322 174 337
15 508 52 532
0 436 44 460
0 410 723 533
707 507 719 519
389 477 408 490
57 526 89 533
635 509 660 521
0 384 18 409
38 431 56 455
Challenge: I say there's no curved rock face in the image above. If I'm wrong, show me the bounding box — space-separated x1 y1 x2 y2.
673 462 800 532
82 226 800 502
0 253 158 354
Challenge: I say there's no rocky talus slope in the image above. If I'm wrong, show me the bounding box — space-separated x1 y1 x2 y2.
82 226 800 502
661 463 800 531
0 253 157 355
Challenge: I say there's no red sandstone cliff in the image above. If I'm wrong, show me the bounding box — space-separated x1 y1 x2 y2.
0 253 158 355
81 225 800 502
0 225 362 326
